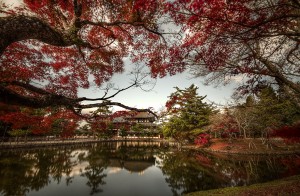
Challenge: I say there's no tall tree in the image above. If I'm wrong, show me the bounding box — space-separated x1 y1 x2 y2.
254 86 300 133
232 96 257 138
163 84 214 143
231 86 300 138
0 0 175 115
165 0 300 108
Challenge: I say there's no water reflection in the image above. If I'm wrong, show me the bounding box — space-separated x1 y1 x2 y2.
158 150 300 195
0 142 299 196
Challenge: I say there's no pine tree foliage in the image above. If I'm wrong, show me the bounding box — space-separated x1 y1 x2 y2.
163 84 215 143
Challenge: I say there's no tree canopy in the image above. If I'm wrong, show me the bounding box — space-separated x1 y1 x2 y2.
0 0 177 115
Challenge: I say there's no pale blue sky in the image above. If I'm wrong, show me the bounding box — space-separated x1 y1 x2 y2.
78 62 236 111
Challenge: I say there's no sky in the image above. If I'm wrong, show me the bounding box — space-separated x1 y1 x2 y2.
78 61 237 112
2 0 237 112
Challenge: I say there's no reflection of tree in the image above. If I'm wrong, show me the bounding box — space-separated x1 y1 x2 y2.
79 142 160 195
210 155 282 186
80 147 109 195
0 148 76 196
158 150 295 195
0 151 35 196
49 148 75 184
0 143 298 196
158 151 222 196
83 165 106 195
29 151 53 191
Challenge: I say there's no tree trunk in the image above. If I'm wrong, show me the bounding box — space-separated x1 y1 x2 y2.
0 15 71 56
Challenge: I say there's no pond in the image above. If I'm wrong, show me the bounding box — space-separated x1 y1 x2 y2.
0 141 299 196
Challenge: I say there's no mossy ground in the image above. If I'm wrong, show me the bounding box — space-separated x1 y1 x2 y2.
185 174 300 196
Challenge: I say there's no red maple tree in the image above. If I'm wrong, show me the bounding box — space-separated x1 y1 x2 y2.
0 0 178 133
0 106 80 137
0 0 174 116
165 0 300 108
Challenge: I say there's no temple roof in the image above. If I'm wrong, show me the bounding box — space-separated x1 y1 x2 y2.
108 158 155 173
131 112 155 119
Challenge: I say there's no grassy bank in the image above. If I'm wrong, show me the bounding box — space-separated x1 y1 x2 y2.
185 175 300 196
201 138 300 155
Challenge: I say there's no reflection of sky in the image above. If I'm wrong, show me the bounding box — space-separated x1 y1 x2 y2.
102 165 173 196
52 147 173 195
62 148 158 176
29 162 173 196
107 167 122 174
66 161 89 177
61 150 89 177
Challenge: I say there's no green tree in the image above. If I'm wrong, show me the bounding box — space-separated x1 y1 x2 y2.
254 87 300 136
8 129 30 142
51 118 68 137
131 124 144 137
119 126 128 139
232 87 300 139
163 85 214 143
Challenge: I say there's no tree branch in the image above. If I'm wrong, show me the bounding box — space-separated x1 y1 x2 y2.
77 101 157 118
0 15 68 55
1 74 157 118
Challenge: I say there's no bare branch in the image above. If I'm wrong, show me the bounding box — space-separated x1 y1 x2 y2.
77 101 157 118
76 81 138 102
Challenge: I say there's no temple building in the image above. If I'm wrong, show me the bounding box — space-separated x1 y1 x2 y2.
125 111 156 127
111 111 159 138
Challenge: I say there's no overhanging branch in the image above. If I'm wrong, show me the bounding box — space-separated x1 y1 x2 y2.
77 101 157 118
1 76 157 118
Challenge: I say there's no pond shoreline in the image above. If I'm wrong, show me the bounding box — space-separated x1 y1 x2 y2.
0 138 170 150
201 147 300 155
2 138 300 155
184 138 300 155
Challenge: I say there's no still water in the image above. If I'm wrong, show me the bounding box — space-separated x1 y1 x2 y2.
0 141 299 196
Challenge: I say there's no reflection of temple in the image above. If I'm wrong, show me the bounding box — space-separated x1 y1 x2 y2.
115 141 163 149
98 141 162 174
109 157 155 174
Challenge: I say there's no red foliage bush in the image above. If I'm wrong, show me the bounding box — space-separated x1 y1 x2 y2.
194 133 211 146
272 123 300 143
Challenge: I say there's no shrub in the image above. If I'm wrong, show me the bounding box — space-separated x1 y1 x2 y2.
272 123 300 143
195 133 211 146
